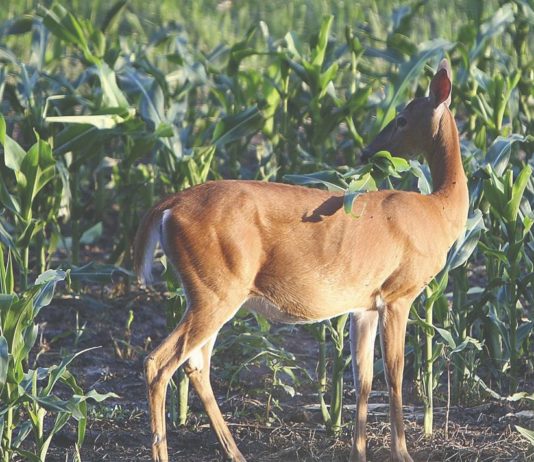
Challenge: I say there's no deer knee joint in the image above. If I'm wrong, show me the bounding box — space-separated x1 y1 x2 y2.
144 355 159 382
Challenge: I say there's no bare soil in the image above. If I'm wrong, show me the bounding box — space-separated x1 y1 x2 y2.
35 284 533 462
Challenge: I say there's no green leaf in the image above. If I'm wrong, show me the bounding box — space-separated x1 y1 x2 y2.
101 0 128 33
318 63 338 97
17 220 44 250
45 112 132 129
451 336 483 354
4 248 13 294
16 139 55 220
0 114 26 171
39 412 71 460
516 426 534 446
409 160 432 194
446 209 485 271
53 124 99 155
483 167 507 218
433 326 456 350
13 449 40 462
477 241 508 264
505 164 532 223
516 322 534 350
470 4 515 61
80 222 102 245
137 78 165 130
485 134 525 176
11 420 32 449
98 63 129 109
0 171 21 214
343 174 376 215
284 170 345 192
34 269 66 314
376 39 453 133
68 262 132 283
20 325 39 367
0 336 8 392
371 151 410 178
40 4 97 64
43 347 99 396
311 15 334 67
213 106 265 147
34 269 67 286
31 395 72 414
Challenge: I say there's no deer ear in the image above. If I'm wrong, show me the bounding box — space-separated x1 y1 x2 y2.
429 59 452 108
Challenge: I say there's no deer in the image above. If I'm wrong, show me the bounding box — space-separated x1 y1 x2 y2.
134 59 468 462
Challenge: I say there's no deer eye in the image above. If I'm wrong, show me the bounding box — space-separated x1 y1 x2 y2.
396 116 407 128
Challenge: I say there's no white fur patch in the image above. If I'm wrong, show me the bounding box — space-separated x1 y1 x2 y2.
244 296 336 324
375 294 386 313
160 209 172 255
187 348 204 372
139 217 162 285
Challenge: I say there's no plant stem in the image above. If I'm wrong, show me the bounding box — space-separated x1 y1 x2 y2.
4 386 13 462
329 314 348 435
22 245 29 290
316 323 330 427
423 289 434 436
177 369 189 426
445 358 451 439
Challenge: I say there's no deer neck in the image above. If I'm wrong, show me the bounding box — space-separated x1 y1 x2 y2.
427 108 469 238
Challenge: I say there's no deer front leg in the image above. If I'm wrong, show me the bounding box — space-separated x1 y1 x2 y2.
378 299 413 462
349 310 379 462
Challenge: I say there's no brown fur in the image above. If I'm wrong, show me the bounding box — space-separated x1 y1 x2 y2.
134 59 468 462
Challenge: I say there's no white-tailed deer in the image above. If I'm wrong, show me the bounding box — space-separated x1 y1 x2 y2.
134 59 468 462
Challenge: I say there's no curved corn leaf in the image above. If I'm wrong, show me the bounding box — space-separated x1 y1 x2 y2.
446 209 485 271
311 15 334 67
469 4 515 62
516 426 534 446
0 335 7 392
376 39 453 133
485 134 525 176
0 114 26 171
213 106 265 147
505 164 532 223
284 170 345 192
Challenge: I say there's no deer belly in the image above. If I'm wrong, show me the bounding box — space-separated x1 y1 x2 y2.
243 296 361 324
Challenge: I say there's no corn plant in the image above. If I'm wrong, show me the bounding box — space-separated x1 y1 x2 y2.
478 162 533 391
0 115 59 288
411 211 485 435
0 250 115 461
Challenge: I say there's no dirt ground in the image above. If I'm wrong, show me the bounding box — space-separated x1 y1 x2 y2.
35 284 533 462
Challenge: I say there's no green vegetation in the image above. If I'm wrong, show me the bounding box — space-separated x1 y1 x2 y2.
0 0 533 458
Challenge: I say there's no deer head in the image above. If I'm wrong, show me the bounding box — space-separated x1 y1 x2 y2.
362 59 453 163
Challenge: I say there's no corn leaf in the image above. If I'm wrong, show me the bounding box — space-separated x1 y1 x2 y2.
505 164 532 223
446 209 485 271
0 336 8 392
0 114 26 171
516 426 534 446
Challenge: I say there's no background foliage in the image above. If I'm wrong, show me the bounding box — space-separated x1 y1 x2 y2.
0 0 533 458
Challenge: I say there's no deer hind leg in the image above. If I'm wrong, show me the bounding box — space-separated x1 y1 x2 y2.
184 334 246 462
349 310 379 462
145 296 244 462
378 298 413 462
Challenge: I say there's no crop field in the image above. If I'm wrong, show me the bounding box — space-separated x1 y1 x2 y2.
0 1 533 461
